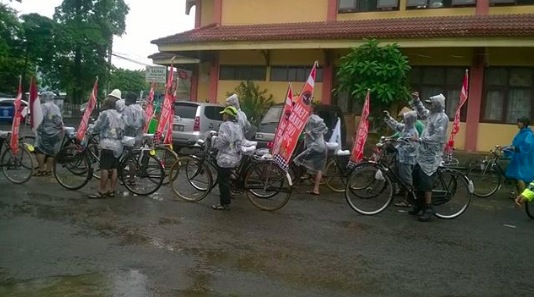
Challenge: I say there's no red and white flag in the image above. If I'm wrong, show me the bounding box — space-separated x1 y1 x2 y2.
350 89 371 164
271 84 293 155
144 82 155 133
76 78 98 142
29 77 43 134
157 62 175 144
10 76 23 154
447 69 469 151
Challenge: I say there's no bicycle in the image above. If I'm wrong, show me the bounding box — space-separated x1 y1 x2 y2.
0 130 34 184
169 134 293 211
466 145 514 198
345 137 473 219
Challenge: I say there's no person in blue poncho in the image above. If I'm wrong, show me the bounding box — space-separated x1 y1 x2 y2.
505 117 534 197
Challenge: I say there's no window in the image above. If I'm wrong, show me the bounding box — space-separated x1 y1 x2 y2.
338 0 399 12
174 103 198 118
204 106 224 121
482 67 534 124
406 0 476 8
411 66 467 121
338 0 358 11
219 65 266 81
270 66 323 82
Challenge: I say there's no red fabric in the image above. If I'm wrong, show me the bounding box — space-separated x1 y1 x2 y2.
156 64 175 143
144 83 155 133
9 78 23 154
76 78 98 142
447 69 469 152
271 84 293 155
350 90 370 164
29 77 42 132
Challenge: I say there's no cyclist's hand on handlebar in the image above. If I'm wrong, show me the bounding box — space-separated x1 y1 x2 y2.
383 110 390 119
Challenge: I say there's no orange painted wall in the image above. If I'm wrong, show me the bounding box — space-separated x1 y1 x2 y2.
477 123 518 152
488 6 534 15
337 8 475 22
200 0 214 26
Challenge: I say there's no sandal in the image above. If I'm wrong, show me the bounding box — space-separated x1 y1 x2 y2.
212 204 230 210
32 171 46 176
107 191 116 198
88 192 107 199
306 191 320 196
394 201 411 207
44 171 52 176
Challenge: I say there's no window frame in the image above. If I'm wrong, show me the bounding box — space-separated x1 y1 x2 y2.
269 65 323 82
219 65 267 81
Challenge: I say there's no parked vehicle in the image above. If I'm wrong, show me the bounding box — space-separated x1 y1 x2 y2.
172 101 225 151
254 103 347 149
0 98 30 125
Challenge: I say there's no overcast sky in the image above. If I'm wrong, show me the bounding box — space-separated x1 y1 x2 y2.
4 0 195 70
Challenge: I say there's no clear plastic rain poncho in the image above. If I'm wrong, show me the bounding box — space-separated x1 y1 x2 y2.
293 114 328 172
225 94 252 138
385 110 420 165
36 92 64 156
91 109 125 158
410 94 449 176
213 120 244 168
122 103 146 145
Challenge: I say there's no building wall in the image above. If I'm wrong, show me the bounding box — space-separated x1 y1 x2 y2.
337 8 475 21
477 123 517 152
221 0 329 25
197 61 211 102
200 0 215 26
488 6 534 15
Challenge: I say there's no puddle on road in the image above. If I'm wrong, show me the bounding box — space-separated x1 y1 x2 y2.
0 269 150 297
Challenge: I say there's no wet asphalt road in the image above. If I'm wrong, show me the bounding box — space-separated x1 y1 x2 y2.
0 167 533 297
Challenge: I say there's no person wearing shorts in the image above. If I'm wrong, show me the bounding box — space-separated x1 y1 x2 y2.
514 181 534 207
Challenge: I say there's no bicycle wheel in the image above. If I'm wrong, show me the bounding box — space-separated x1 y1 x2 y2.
53 145 93 190
325 159 345 193
433 168 472 219
87 143 101 179
344 163 393 215
526 201 534 219
169 156 213 202
466 160 501 198
154 146 179 185
18 135 36 147
120 150 164 196
245 161 292 211
1 144 34 184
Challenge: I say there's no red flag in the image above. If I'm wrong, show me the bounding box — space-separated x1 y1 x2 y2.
271 84 293 155
29 77 42 134
350 89 371 164
144 83 155 133
447 69 469 151
76 78 99 142
156 62 175 143
274 62 317 171
9 77 23 154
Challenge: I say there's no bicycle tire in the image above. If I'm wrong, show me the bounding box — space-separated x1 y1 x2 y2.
120 150 164 196
1 144 34 184
526 201 534 219
325 159 345 193
154 146 179 185
433 168 473 219
169 156 213 202
18 135 36 147
87 143 101 179
245 161 292 211
53 145 93 190
344 162 393 215
466 160 501 198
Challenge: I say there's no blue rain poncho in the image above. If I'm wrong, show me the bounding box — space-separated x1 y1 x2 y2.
505 127 534 182
225 94 252 138
122 103 146 145
36 93 64 156
385 110 420 165
213 120 244 168
411 94 449 176
91 109 125 158
293 114 328 172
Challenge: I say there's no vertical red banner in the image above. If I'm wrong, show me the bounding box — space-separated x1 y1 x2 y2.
271 84 293 155
156 62 175 143
273 62 318 171
9 76 23 154
350 89 371 164
76 78 99 142
144 82 155 133
447 69 469 151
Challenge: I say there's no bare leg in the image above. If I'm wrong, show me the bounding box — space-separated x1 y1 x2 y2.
424 191 432 205
517 180 526 194
99 169 109 193
35 153 45 172
313 171 322 194
45 157 54 173
109 169 118 194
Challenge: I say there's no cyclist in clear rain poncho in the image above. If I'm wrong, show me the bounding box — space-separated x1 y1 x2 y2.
410 92 449 222
225 94 253 139
122 92 146 147
34 91 64 176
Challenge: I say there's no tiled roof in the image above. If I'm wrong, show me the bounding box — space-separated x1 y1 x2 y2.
147 52 177 59
152 14 534 45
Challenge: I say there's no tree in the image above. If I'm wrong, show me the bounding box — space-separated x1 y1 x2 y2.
0 4 24 94
336 39 411 130
226 81 274 127
109 68 149 95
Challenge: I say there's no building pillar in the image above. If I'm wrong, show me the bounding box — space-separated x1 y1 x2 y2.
214 0 222 25
209 53 219 103
465 48 485 152
195 0 202 28
321 50 333 105
327 0 337 22
476 0 489 15
190 65 199 102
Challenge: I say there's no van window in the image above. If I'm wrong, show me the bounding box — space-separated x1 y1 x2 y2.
174 104 197 119
204 106 224 121
261 106 283 124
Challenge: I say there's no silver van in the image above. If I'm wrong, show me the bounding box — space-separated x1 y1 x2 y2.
172 101 224 150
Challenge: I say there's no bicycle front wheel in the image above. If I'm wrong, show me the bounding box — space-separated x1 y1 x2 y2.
325 159 345 193
1 144 34 184
154 146 179 185
344 162 393 215
466 160 501 198
245 161 292 211
525 201 534 219
433 168 472 219
120 150 165 196
169 156 213 202
53 145 93 190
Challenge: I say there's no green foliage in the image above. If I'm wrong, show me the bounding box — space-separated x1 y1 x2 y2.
109 68 149 94
0 4 24 94
226 81 274 127
336 39 411 126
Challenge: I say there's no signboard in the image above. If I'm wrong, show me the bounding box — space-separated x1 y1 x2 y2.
145 66 167 84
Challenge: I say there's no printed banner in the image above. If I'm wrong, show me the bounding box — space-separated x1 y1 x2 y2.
273 62 318 171
349 89 371 165
144 82 155 133
271 84 293 156
9 77 23 155
156 61 175 143
447 69 469 151
76 78 99 142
